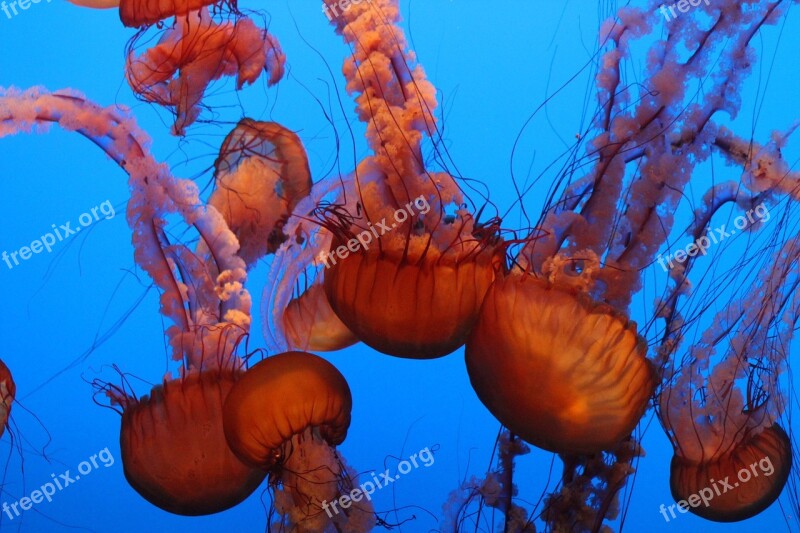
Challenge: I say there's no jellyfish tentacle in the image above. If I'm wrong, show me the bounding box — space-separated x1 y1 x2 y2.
126 10 286 135
263 173 356 352
0 88 250 367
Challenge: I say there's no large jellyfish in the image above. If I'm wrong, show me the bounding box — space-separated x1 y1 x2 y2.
265 0 504 360
466 274 656 454
446 0 800 529
223 351 375 531
0 88 264 515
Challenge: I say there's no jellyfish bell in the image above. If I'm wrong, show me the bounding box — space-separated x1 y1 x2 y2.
209 119 312 268
112 358 266 515
222 351 350 469
283 283 357 352
119 0 222 27
669 424 791 522
66 0 119 9
465 271 656 454
223 351 374 531
0 359 15 438
319 161 505 359
308 2 505 359
323 228 503 359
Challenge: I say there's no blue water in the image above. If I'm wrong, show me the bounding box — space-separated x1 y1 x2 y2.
0 1 798 531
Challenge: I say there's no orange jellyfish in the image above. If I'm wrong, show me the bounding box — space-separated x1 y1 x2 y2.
669 425 791 522
659 232 800 522
106 114 265 514
0 360 15 439
315 0 503 359
68 0 286 135
223 351 374 531
0 89 265 515
209 118 357 352
126 11 285 135
210 118 314 268
283 283 358 352
262 173 361 354
114 359 266 515
466 271 656 454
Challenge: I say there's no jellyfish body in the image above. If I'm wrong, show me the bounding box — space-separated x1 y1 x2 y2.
0 360 14 438
283 283 357 352
324 233 502 358
118 0 216 27
310 2 504 359
466 272 656 454
118 368 265 515
670 424 791 522
0 89 269 515
125 10 285 135
210 119 312 267
223 351 374 531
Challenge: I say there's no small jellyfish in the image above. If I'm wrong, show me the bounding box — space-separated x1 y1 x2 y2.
670 425 791 522
68 0 285 135
465 272 656 454
0 360 15 439
209 119 313 268
223 351 374 532
125 11 285 135
209 119 355 352
659 231 800 522
283 283 358 352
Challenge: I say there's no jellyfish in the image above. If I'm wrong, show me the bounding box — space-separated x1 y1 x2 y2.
657 233 800 521
0 360 15 439
263 0 504 360
209 118 357 352
125 10 285 135
443 0 800 529
466 274 656 454
655 173 800 521
209 118 314 268
223 351 374 532
68 0 286 135
262 173 362 354
0 88 265 515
